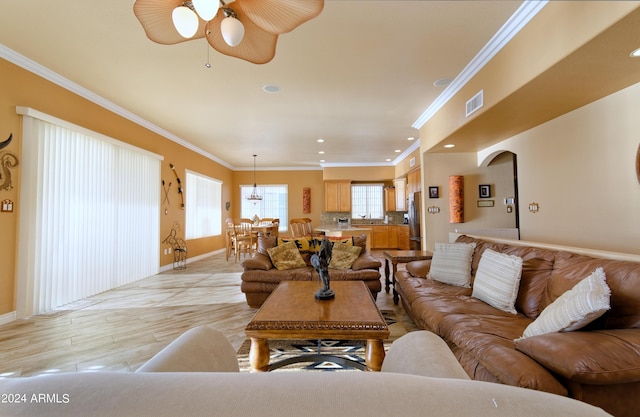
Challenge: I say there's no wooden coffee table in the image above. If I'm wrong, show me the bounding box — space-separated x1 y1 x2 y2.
383 250 433 305
244 281 389 372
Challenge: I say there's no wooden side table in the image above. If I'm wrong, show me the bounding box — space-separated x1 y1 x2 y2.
383 250 433 305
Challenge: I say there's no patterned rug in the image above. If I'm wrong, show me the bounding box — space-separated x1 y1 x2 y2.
237 310 407 372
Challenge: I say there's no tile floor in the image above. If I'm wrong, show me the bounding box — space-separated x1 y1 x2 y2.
0 250 416 378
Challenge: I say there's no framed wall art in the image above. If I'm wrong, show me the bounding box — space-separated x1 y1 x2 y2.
428 186 439 199
479 184 491 198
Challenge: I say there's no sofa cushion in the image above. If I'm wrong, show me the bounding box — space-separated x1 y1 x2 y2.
471 249 523 314
329 242 362 270
515 329 640 384
267 241 307 270
520 267 610 339
428 242 476 287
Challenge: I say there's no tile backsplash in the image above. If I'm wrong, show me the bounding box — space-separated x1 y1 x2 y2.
321 211 407 225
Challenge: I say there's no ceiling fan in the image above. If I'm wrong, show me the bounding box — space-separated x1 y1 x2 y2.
133 0 324 64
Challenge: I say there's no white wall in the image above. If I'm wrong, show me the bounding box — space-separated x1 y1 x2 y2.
478 81 640 254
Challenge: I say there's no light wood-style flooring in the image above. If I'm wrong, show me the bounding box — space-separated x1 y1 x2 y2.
0 250 417 378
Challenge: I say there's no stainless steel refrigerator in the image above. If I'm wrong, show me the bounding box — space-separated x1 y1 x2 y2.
408 191 421 250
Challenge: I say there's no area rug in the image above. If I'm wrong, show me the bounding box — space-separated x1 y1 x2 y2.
237 310 407 372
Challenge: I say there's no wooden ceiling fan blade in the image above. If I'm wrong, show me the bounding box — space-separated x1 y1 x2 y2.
133 0 206 45
206 14 278 64
237 0 324 34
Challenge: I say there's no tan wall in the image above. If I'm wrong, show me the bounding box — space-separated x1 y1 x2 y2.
479 82 640 254
0 58 237 315
422 152 516 251
420 1 640 151
394 147 421 179
323 165 395 181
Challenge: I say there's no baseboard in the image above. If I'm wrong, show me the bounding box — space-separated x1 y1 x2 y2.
158 248 226 273
0 311 17 325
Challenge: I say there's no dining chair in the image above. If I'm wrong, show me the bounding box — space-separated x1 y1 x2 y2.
270 218 280 237
232 219 256 262
289 218 313 238
224 218 235 261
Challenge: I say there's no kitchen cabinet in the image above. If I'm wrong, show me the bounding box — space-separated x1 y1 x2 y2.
397 225 410 250
325 180 351 212
384 187 396 212
357 225 410 249
393 177 407 211
407 167 421 195
372 225 390 249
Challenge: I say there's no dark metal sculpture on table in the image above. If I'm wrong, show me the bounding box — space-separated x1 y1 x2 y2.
310 237 335 300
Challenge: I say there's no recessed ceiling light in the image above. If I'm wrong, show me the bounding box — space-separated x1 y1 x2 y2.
394 149 401 153
386 158 392 162
318 151 325 154
320 159 325 163
434 77 452 87
262 85 280 93
630 48 640 58
407 137 415 141
444 144 455 148
317 138 324 143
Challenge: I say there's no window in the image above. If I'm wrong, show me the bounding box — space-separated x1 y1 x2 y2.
185 171 222 239
240 185 288 229
351 184 384 220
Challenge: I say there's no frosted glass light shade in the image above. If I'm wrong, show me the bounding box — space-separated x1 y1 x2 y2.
221 16 245 46
192 0 219 21
172 6 199 38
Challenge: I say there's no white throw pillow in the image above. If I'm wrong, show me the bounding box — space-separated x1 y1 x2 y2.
471 249 523 314
428 242 476 287
519 267 610 339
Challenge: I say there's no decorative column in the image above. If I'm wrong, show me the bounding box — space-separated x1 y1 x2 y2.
449 175 464 223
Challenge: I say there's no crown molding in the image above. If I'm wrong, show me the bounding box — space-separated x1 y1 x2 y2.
0 44 233 170
412 0 548 129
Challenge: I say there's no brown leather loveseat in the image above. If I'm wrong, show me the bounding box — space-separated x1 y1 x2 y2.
394 234 640 417
241 234 381 308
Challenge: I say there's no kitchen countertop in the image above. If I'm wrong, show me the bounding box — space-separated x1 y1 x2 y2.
315 224 408 233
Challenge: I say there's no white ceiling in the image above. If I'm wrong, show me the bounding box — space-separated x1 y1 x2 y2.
0 1 523 169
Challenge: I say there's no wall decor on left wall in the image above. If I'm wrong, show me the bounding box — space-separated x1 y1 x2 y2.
0 133 19 192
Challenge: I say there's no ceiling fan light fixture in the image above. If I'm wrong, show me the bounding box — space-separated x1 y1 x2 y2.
221 13 245 46
192 0 219 21
172 5 199 38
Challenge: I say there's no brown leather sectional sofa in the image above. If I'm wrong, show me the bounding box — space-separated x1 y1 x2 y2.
241 234 381 308
394 234 640 417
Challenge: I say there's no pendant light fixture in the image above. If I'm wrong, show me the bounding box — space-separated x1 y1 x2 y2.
248 154 263 201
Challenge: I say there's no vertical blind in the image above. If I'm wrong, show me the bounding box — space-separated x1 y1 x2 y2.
185 170 222 239
16 108 161 316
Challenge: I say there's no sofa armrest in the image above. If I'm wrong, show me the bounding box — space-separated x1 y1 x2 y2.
406 259 432 278
352 252 382 271
241 253 273 270
515 329 640 384
381 331 470 379
136 326 239 373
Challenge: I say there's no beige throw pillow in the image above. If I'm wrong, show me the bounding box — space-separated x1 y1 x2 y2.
519 267 610 339
471 249 523 314
428 242 476 287
267 241 307 270
329 242 362 270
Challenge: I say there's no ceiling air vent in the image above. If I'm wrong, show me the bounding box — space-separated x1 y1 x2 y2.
466 90 484 117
